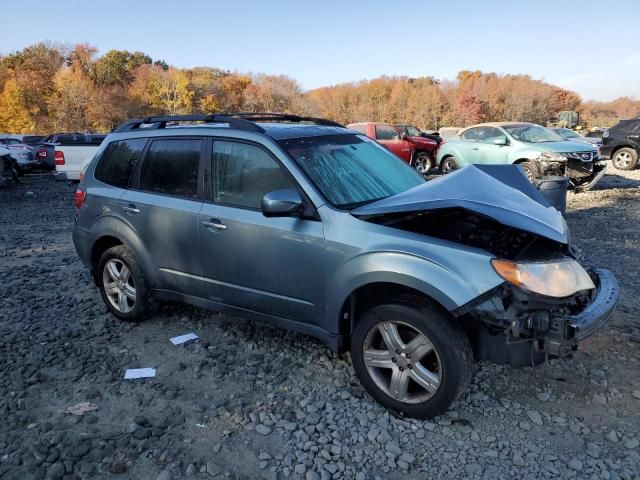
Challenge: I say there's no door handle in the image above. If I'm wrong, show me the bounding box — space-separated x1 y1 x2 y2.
202 219 227 231
471 147 479 150
122 205 140 215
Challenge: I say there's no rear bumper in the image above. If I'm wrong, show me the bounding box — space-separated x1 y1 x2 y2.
72 224 95 272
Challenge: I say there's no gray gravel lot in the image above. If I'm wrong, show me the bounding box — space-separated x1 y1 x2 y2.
1 168 639 480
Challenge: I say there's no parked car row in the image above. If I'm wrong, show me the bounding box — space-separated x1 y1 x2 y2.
0 132 106 180
346 117 639 190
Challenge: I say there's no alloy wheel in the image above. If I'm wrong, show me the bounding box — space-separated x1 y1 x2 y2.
102 259 136 313
414 154 430 174
614 151 632 169
363 320 441 404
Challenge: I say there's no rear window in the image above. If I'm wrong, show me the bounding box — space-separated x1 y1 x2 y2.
94 139 147 188
139 138 202 199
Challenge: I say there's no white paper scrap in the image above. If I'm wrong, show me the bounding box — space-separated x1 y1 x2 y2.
124 368 156 380
170 333 199 345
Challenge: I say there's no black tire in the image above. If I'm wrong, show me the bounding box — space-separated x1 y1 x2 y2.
9 163 19 184
440 156 459 174
97 245 150 321
519 161 540 183
412 152 433 175
611 147 639 171
351 297 474 419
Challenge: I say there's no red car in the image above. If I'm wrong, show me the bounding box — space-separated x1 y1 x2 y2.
347 122 439 174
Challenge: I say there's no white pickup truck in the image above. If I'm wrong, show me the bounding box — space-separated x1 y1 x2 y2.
50 134 105 181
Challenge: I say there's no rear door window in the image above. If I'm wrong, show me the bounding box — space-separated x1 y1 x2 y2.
139 138 202 199
94 138 147 188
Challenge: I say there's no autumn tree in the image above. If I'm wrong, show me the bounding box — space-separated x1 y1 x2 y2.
0 79 34 132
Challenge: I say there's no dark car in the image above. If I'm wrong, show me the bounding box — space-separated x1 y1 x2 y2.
72 113 618 419
600 118 640 171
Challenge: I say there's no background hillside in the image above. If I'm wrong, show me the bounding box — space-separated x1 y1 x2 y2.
1 42 638 134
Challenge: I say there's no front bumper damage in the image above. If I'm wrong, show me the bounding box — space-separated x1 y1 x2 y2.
538 158 607 192
455 268 619 366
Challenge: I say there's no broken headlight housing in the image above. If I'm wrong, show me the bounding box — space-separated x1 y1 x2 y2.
537 151 567 163
491 258 595 298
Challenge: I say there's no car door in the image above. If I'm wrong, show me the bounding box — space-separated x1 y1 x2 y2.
199 139 326 325
375 125 412 162
474 127 511 164
119 137 206 296
456 127 482 164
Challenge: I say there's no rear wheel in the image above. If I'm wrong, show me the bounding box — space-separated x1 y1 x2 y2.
98 245 150 321
611 148 639 171
440 156 458 174
412 152 433 175
351 298 474 419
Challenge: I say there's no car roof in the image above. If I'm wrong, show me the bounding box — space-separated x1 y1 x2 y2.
115 122 356 141
258 123 355 140
458 122 540 134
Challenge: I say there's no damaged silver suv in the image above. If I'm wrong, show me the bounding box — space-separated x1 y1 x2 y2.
72 113 619 419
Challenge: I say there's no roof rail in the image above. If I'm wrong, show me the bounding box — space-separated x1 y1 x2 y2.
113 114 266 133
112 112 345 134
227 112 344 127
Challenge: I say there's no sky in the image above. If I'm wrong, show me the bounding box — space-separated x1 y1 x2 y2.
1 0 638 102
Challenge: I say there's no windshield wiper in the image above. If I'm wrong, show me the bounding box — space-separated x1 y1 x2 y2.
340 197 388 210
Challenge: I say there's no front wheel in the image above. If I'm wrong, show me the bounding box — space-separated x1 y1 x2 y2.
351 298 474 419
440 156 459 174
412 152 433 175
519 161 540 183
611 148 639 171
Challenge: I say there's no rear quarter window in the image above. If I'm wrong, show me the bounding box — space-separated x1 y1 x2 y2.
94 139 147 188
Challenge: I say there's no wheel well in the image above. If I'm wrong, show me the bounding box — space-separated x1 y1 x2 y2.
513 158 531 164
439 154 453 167
611 145 637 157
91 236 123 275
338 282 448 348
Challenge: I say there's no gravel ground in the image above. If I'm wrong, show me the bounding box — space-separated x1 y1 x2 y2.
1 167 639 480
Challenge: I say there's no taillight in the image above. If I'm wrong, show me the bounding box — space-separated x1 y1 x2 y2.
75 188 86 209
55 151 65 165
37 148 47 159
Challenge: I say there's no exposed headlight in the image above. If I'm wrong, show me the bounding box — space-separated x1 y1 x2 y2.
538 151 567 162
491 258 595 298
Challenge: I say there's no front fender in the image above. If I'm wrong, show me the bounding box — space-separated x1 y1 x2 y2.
436 144 463 164
325 250 504 334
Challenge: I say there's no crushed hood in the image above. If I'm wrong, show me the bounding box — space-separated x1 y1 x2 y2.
352 164 568 244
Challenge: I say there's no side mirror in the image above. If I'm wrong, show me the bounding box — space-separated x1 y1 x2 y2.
262 189 304 218
400 133 407 140
493 137 508 146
